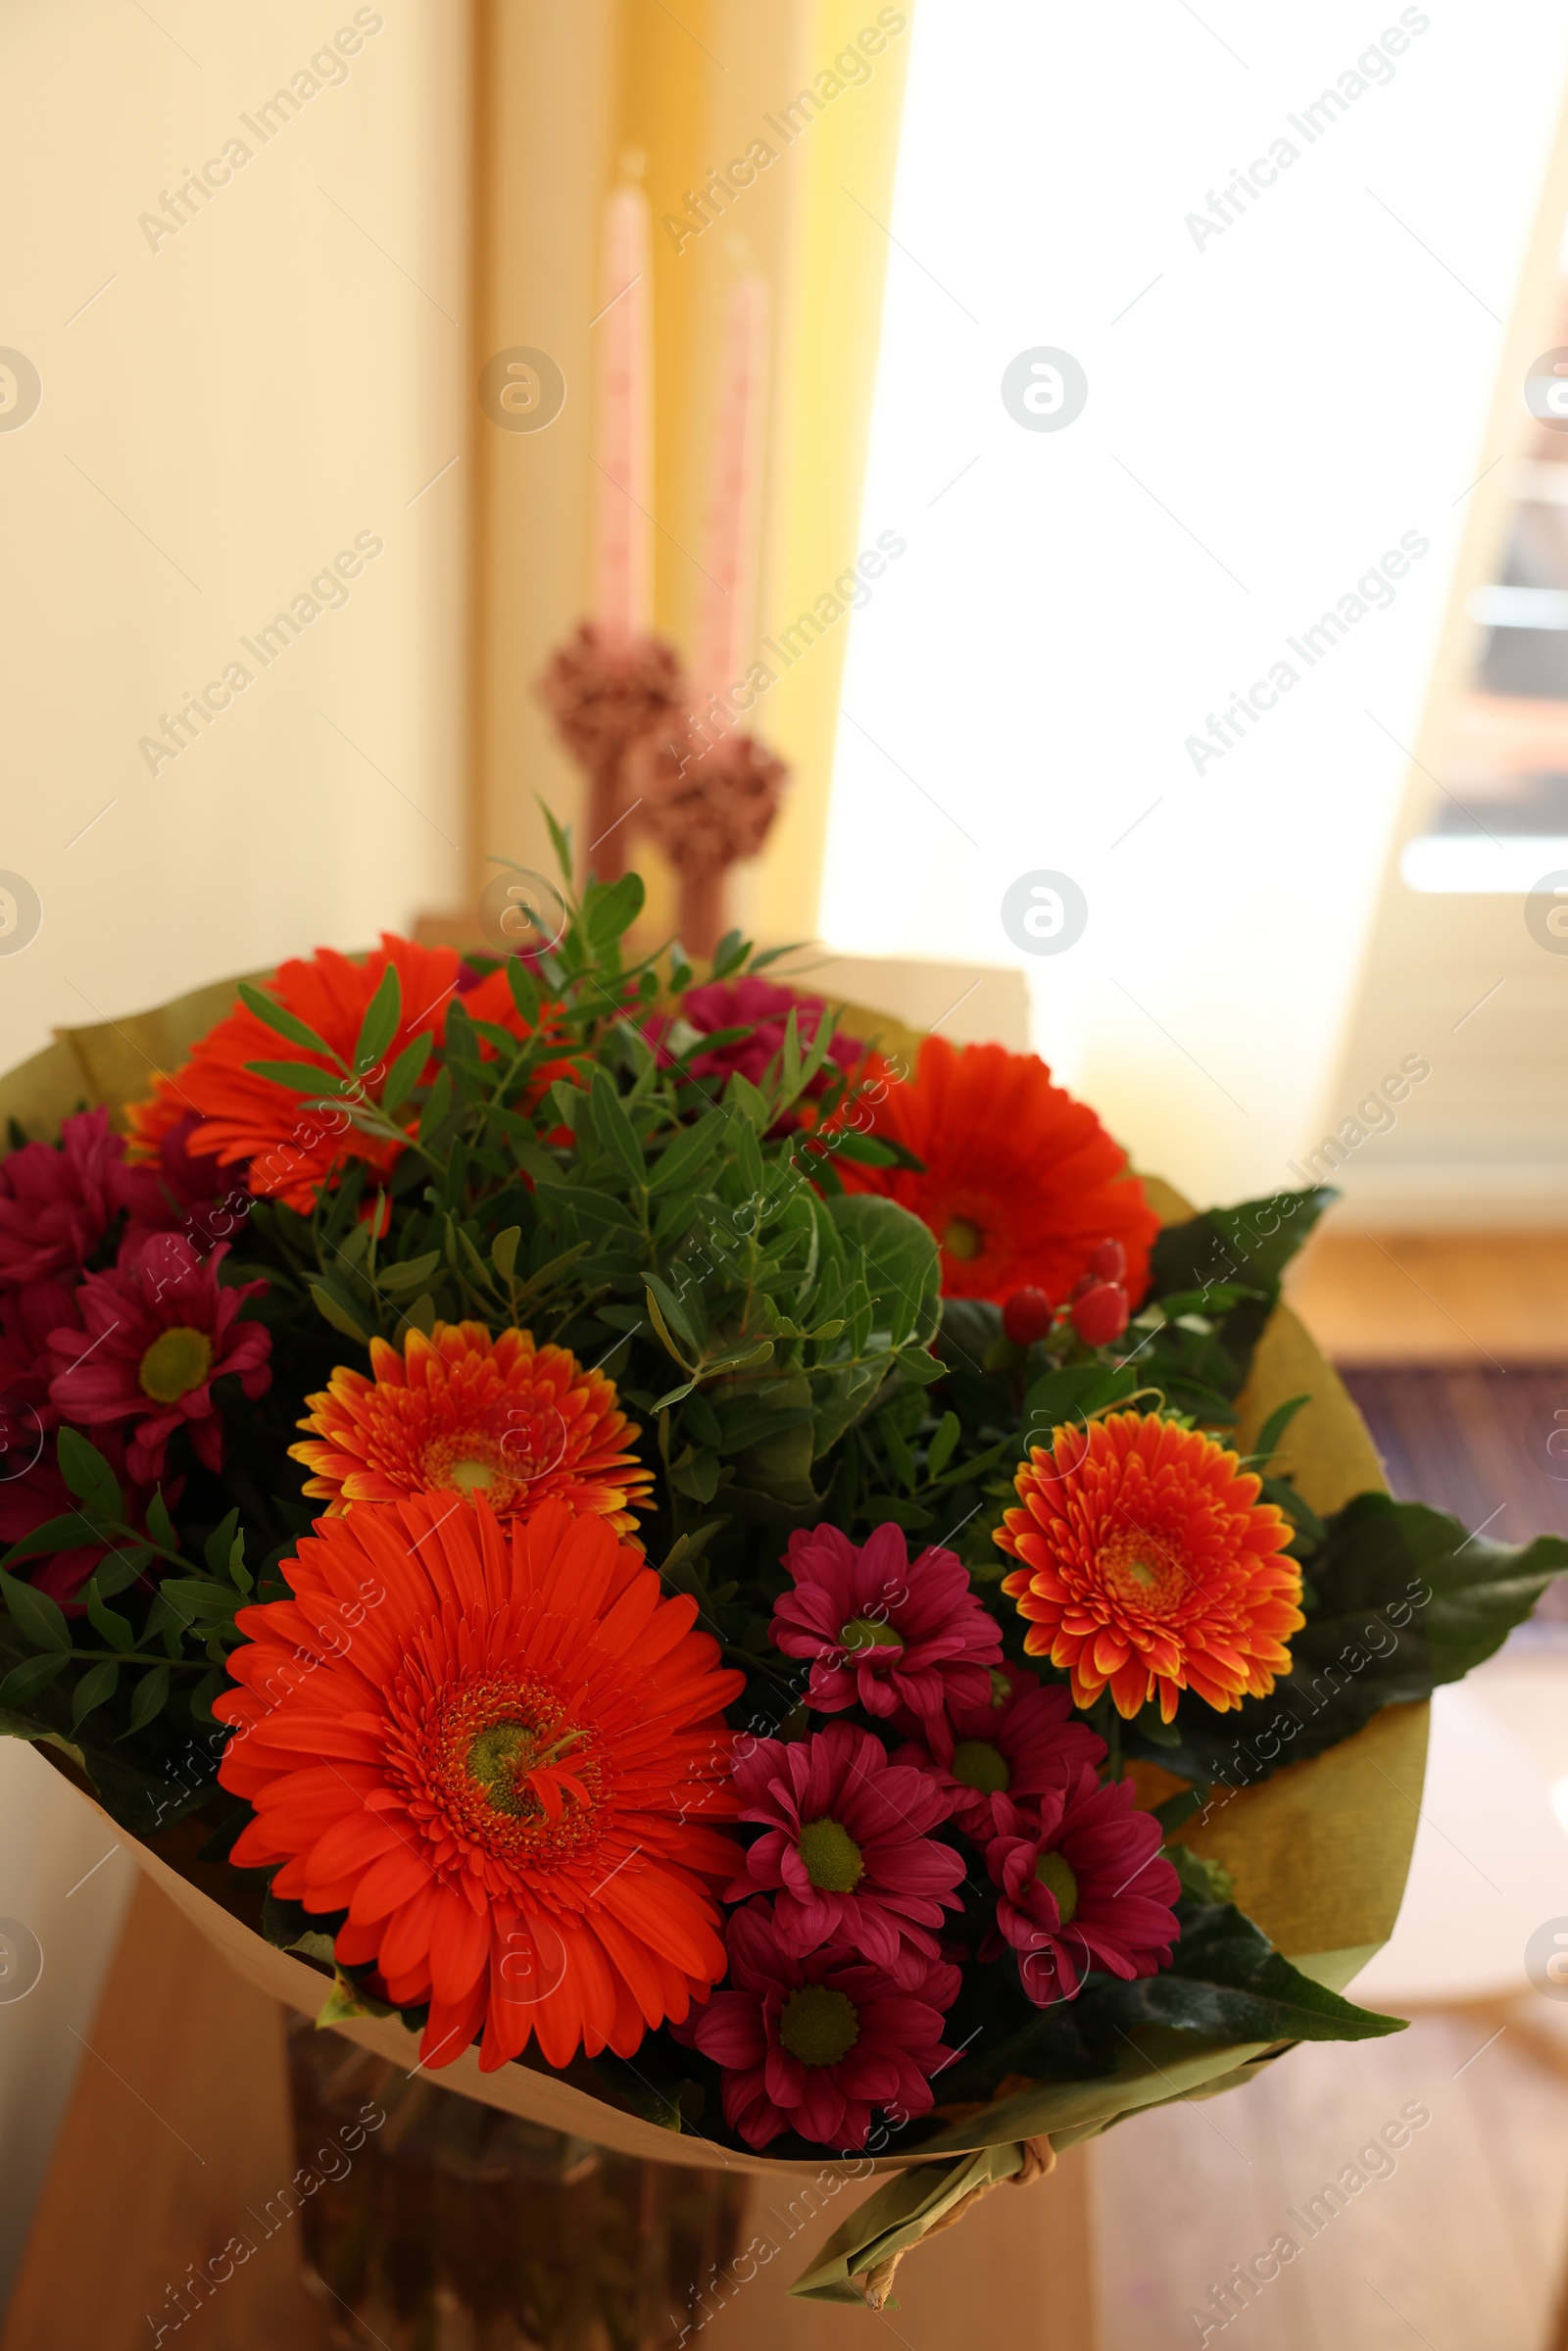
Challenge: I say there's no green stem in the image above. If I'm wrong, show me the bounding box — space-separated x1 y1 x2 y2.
67 1647 207 1670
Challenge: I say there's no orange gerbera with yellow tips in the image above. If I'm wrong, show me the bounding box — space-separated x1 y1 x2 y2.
996 1410 1302 1722
216 1495 742 2072
292 1321 655 1537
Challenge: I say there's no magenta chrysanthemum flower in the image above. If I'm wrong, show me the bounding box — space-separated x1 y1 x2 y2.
118 1108 231 1245
894 1661 1106 1839
982 1773 1181 2005
48 1232 270 1482
685 1900 959 2150
0 1108 124 1292
646 977 861 1114
770 1521 1004 1725
726 1724 965 1973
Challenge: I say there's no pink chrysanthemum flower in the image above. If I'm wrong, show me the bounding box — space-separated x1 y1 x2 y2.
645 977 862 1120
685 1900 959 2151
48 1232 270 1482
894 1661 1106 1840
982 1773 1181 2006
770 1522 1003 1726
0 1108 125 1293
726 1724 964 1973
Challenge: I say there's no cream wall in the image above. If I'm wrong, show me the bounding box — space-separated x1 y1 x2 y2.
0 0 469 2297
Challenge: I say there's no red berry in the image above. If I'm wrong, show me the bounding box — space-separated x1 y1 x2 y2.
1003 1286 1054 1347
1088 1239 1126 1283
1068 1273 1094 1302
1071 1281 1129 1348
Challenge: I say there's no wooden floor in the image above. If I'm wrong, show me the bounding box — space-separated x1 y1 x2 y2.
1287 1230 1568 1365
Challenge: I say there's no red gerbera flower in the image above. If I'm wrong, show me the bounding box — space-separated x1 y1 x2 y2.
48 1232 270 1482
726 1723 965 1973
893 1661 1106 1840
683 1900 959 2151
216 1496 743 2073
981 1775 1181 2005
834 1035 1158 1307
290 1321 655 1537
997 1411 1303 1721
125 936 570 1218
770 1520 1003 1726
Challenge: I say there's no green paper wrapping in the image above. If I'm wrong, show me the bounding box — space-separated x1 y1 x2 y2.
0 981 1426 2309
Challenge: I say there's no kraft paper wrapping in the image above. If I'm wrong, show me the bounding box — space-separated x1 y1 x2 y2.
0 984 1427 2300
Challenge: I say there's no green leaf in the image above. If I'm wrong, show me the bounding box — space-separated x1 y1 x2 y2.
56 1428 122 1525
538 801 574 880
352 961 403 1077
380 1032 433 1117
1250 1393 1311 1469
124 1664 172 1734
309 1283 371 1343
645 1276 698 1367
583 871 645 944
0 1513 106 1571
505 957 541 1029
242 1058 348 1096
376 1250 443 1296
203 1510 240 1578
1147 1189 1335 1394
147 1489 179 1554
492 1225 521 1281
71 1660 120 1729
0 1568 71 1653
926 1410 961 1481
588 1070 646 1186
85 1580 135 1652
825 1196 941 1349
647 1107 730 1198
0 1652 68 1707
418 1064 455 1144
237 980 337 1059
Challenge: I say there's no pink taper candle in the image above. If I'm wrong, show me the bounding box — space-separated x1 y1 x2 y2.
694 275 770 703
592 184 653 647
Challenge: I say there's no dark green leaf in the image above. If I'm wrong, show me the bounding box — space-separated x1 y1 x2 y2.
1250 1393 1311 1468
926 1411 962 1481
1148 1189 1335 1393
72 1659 120 1728
588 1070 646 1186
492 1225 521 1281
125 1664 171 1735
0 1652 68 1706
310 1282 371 1343
505 957 541 1029
0 1568 71 1652
204 1509 241 1578
352 961 403 1078
243 1058 348 1096
647 1107 730 1198
147 1489 179 1554
237 980 337 1059
825 1196 941 1349
0 1513 106 1571
56 1428 122 1525
85 1580 135 1651
380 1032 433 1117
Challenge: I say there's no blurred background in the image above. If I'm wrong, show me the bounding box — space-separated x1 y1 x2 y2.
4 1 1568 2344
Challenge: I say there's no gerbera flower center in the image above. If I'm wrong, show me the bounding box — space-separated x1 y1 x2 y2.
778 1984 860 2067
1034 1848 1079 1924
138 1325 214 1402
797 1817 864 1892
418 1671 602 1864
419 1434 523 1513
1100 1528 1183 1610
838 1616 902 1655
952 1738 1009 1794
942 1215 984 1261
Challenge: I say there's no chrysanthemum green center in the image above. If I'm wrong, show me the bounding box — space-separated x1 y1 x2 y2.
465 1715 587 1819
798 1817 864 1892
839 1616 902 1654
1034 1848 1078 1924
943 1216 984 1261
952 1739 1009 1794
137 1325 213 1402
778 1984 860 2067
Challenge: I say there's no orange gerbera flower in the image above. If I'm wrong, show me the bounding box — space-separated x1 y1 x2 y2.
833 1036 1159 1307
126 937 569 1216
216 1495 743 2072
291 1321 656 1537
996 1410 1302 1721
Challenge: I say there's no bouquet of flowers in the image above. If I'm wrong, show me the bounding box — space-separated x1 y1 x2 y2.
1 832 1562 2311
